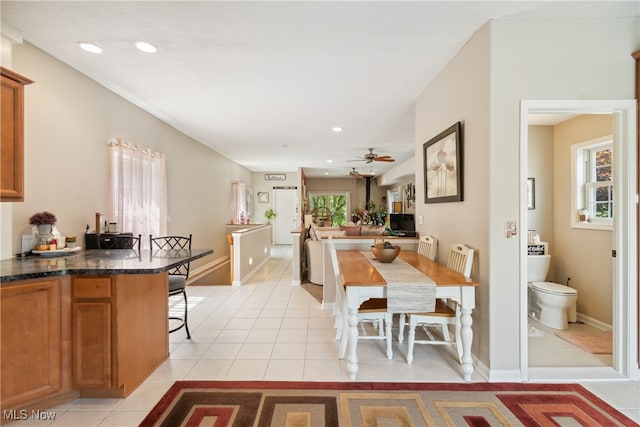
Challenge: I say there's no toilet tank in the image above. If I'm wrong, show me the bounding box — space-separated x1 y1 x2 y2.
527 254 551 282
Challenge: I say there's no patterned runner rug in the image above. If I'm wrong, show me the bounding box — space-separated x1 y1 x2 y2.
139 381 636 426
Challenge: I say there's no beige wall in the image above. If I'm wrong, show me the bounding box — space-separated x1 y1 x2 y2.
552 115 613 324
379 175 416 216
528 125 555 274
251 171 299 224
488 16 635 375
305 177 386 218
528 116 614 325
415 23 492 365
416 13 637 376
2 42 253 268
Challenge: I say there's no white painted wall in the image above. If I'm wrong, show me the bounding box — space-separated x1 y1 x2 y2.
2 42 253 269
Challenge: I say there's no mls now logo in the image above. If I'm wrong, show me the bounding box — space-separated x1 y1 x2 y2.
3 409 57 421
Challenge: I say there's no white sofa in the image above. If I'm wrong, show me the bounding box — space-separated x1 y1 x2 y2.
304 226 346 285
303 224 387 285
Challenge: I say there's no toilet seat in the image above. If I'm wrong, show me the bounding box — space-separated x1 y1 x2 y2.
530 281 577 296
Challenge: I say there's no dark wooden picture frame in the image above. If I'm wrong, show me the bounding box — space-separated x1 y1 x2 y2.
423 122 463 203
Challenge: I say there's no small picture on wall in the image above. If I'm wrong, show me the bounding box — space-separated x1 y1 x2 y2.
258 192 269 203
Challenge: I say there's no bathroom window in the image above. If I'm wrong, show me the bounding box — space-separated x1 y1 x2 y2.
571 135 613 230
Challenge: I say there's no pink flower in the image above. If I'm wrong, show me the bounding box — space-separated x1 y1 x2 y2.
28 211 57 226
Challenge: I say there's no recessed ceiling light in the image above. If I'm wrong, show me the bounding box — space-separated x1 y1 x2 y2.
135 41 157 53
78 42 102 54
324 172 329 175
326 159 333 163
332 126 342 132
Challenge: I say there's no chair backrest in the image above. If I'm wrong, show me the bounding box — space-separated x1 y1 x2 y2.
98 233 141 251
446 243 474 278
327 237 346 309
149 234 192 277
327 237 341 287
417 235 438 261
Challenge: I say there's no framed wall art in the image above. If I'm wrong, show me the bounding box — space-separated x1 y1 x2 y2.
258 192 269 203
265 174 286 181
423 121 463 203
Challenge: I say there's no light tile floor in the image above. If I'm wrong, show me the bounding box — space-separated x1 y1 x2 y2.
10 245 639 425
528 318 612 367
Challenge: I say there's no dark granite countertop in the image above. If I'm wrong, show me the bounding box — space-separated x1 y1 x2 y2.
0 248 213 283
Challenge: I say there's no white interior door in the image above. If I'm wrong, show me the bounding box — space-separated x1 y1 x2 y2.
273 189 298 244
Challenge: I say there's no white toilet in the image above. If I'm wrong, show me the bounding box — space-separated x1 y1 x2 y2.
527 254 578 330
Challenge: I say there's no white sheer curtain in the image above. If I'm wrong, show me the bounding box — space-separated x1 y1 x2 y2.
108 137 167 247
230 181 248 224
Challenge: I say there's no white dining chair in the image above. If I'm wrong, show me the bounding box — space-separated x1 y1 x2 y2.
328 240 393 360
399 235 438 343
404 243 474 364
417 235 438 260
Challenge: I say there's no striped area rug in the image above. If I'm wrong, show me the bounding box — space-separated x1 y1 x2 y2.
139 381 636 426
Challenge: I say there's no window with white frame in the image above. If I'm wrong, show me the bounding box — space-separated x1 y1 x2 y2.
308 192 350 225
571 135 613 229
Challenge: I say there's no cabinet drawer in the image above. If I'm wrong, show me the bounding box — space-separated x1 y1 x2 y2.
73 277 111 299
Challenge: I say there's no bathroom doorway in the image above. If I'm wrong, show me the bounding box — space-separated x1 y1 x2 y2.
520 100 638 381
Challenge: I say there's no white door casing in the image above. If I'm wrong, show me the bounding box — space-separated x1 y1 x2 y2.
519 99 638 381
273 189 298 244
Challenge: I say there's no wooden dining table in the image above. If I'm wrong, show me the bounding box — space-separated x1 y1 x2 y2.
336 250 479 381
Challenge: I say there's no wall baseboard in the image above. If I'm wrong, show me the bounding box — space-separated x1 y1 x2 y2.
575 312 612 331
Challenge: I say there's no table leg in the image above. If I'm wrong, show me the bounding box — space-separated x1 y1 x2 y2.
347 307 359 380
385 313 392 359
460 307 474 381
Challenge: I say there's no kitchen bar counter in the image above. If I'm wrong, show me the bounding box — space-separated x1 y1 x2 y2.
0 248 213 283
1 247 213 419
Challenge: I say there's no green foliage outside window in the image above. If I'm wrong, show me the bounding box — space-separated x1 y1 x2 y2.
309 194 348 225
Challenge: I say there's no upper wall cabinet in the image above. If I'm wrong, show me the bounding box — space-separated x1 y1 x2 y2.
1 67 33 202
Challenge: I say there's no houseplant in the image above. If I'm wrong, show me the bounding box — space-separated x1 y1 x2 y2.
29 211 57 237
29 210 57 226
264 209 276 224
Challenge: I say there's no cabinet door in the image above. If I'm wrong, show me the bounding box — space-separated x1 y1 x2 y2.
72 302 112 388
1 68 32 202
1 280 61 407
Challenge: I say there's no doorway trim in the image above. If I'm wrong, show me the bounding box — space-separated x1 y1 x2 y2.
519 99 638 381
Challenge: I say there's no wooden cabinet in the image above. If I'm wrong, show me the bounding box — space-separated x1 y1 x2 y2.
0 276 74 411
72 277 113 389
71 273 168 397
1 67 33 202
1 271 169 413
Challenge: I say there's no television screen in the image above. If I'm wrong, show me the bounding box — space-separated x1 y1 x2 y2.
389 213 415 232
